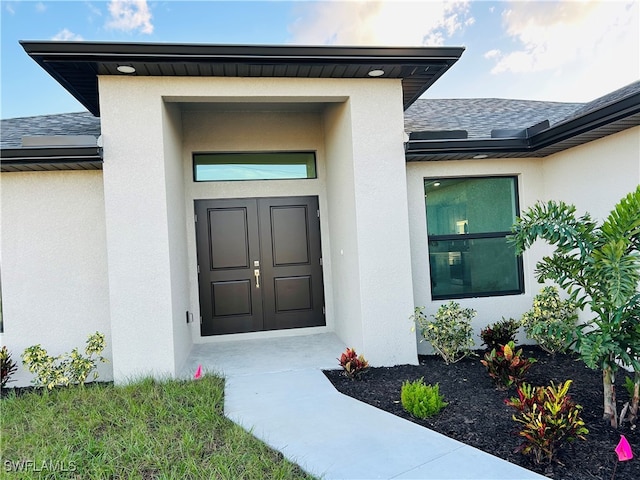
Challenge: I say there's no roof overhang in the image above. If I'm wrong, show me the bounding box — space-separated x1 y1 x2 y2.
0 146 103 172
405 90 640 161
20 41 465 116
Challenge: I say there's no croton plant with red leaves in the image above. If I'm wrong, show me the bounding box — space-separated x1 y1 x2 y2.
338 347 369 379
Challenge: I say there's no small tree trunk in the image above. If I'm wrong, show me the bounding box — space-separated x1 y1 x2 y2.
629 372 640 427
603 366 618 428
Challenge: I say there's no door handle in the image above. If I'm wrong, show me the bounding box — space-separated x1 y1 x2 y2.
254 269 260 288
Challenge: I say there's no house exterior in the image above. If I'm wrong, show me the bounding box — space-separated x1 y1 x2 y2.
1 41 639 387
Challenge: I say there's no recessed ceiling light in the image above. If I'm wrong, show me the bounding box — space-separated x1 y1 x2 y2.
473 154 489 159
116 65 136 74
368 69 385 77
433 182 441 187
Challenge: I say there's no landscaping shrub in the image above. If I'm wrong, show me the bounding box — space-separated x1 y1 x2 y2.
412 301 476 364
338 347 369 379
510 186 640 427
1 346 18 388
505 380 588 465
621 374 640 427
21 332 108 389
401 377 447 419
480 317 520 351
521 286 578 354
481 341 536 389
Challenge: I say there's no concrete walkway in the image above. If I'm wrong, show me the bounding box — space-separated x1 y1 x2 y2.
183 333 546 480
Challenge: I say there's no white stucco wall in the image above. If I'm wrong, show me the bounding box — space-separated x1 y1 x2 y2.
163 102 192 374
0 171 112 387
347 83 418 366
323 101 364 349
541 127 640 326
542 127 640 220
100 79 187 383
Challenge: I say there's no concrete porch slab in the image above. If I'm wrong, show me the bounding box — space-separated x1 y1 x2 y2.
183 332 345 378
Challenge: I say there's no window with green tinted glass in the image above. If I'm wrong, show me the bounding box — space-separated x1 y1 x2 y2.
424 176 523 299
193 152 317 181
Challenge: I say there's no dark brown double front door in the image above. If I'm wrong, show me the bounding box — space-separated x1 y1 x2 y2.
195 196 325 335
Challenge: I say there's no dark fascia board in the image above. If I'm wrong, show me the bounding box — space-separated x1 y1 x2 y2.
528 91 640 149
20 41 465 61
405 137 530 156
1 146 103 171
490 120 550 139
20 41 465 116
410 130 468 140
406 91 640 159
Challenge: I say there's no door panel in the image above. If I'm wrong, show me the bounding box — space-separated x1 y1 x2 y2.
270 206 310 265
208 208 250 269
195 196 325 335
211 280 252 317
196 198 262 335
274 276 313 312
259 197 325 331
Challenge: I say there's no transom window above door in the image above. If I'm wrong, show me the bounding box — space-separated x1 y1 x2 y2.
193 152 317 182
424 176 524 300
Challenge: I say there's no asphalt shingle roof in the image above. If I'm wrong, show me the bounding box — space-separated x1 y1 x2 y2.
0 111 101 149
562 80 640 121
404 98 584 138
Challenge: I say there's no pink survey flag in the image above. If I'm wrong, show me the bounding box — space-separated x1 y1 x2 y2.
615 435 633 462
194 364 203 380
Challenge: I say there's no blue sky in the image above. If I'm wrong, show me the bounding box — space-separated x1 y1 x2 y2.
1 0 638 119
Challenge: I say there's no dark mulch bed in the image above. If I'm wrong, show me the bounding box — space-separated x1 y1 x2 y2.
324 346 639 480
1 381 112 399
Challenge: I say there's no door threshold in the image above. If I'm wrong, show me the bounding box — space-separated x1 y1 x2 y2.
193 325 331 344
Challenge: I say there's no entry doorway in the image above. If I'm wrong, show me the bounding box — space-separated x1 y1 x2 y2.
195 196 325 335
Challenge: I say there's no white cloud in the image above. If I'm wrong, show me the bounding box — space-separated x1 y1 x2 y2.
35 2 46 13
52 29 84 41
485 0 639 100
484 49 500 60
86 1 103 17
106 0 153 34
288 1 472 46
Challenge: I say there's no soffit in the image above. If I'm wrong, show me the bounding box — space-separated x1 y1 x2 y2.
20 41 465 116
0 146 102 172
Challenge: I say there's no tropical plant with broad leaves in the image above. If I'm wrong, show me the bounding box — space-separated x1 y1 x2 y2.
506 380 588 465
481 341 536 389
480 317 520 352
621 373 640 427
338 347 369 379
1 346 18 388
510 186 640 428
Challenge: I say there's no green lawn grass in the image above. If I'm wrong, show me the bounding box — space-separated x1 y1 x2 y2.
1 375 315 479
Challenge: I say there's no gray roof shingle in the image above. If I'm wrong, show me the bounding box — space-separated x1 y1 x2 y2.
0 111 100 149
562 80 640 121
404 98 584 138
